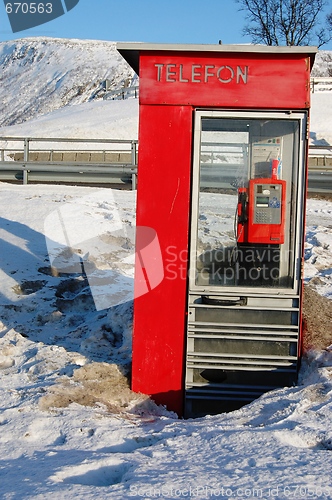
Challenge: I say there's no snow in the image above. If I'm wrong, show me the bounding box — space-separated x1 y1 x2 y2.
0 38 134 128
0 168 331 500
0 42 332 499
310 93 332 145
0 99 139 142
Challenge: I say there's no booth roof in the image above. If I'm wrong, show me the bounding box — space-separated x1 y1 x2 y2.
116 42 317 75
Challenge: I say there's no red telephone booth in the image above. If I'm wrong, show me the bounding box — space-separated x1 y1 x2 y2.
117 43 317 417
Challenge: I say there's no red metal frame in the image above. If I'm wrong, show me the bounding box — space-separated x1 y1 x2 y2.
131 104 193 415
139 52 310 109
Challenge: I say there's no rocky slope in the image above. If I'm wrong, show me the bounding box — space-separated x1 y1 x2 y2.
0 37 134 127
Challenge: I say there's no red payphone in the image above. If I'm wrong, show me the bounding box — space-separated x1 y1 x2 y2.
237 178 286 245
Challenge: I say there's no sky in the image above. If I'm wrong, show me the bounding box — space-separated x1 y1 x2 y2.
0 0 332 49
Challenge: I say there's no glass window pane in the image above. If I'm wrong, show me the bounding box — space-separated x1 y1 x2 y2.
194 117 300 289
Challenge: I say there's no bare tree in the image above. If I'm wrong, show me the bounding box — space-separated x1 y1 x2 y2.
237 0 332 47
328 11 332 33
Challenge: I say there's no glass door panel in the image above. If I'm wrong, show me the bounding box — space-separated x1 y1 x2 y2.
191 112 305 293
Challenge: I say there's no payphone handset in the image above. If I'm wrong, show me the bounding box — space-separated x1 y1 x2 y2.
237 178 286 245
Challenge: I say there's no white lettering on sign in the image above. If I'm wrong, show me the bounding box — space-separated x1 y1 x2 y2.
155 63 248 84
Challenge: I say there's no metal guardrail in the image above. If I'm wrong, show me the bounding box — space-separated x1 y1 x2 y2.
200 143 332 194
308 145 332 170
103 86 139 100
309 145 332 151
0 137 332 192
310 77 332 93
200 143 332 169
102 79 332 99
103 79 332 99
0 137 138 188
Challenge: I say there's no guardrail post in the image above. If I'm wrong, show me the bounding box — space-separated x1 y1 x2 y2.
131 141 137 166
131 141 137 190
24 138 30 162
23 138 30 184
0 149 4 161
23 167 28 185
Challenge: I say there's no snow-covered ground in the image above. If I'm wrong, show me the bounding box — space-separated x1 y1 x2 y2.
0 45 332 499
0 99 139 142
0 180 331 499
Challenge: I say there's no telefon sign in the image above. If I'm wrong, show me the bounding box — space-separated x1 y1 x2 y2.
154 62 249 84
3 0 80 33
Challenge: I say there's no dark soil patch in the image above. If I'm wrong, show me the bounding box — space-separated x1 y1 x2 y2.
12 280 46 295
303 285 332 351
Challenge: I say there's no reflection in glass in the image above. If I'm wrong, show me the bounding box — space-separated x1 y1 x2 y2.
195 118 299 289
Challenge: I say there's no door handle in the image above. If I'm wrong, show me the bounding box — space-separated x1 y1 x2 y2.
201 295 247 306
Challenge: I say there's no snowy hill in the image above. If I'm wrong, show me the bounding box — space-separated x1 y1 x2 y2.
0 39 332 145
0 37 134 127
311 50 332 77
0 37 331 131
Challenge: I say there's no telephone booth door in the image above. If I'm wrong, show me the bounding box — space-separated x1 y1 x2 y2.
185 110 307 417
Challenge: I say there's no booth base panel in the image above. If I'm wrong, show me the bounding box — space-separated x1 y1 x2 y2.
185 369 298 418
184 295 301 418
